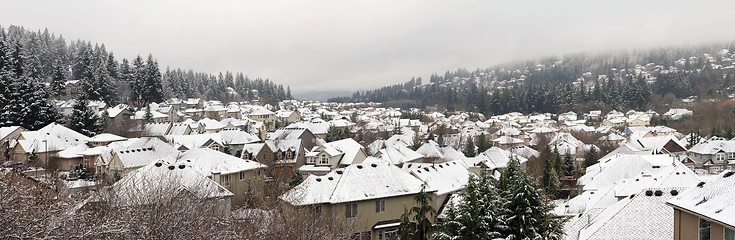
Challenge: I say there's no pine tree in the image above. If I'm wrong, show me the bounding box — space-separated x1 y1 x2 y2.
501 157 565 239
563 152 575 176
398 185 436 240
553 147 563 175
434 173 507 240
477 133 490 153
541 156 560 196
463 137 475 157
583 147 598 168
69 93 101 137
47 59 66 98
144 105 153 124
142 54 163 104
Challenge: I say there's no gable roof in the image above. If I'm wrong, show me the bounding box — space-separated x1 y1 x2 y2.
177 148 266 175
280 160 428 206
17 123 90 153
114 138 180 169
667 170 735 229
403 160 470 195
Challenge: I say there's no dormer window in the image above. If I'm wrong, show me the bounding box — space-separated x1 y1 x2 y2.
286 150 293 159
717 153 725 161
276 151 283 160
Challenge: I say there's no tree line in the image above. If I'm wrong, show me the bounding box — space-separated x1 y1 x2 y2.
0 25 292 130
332 41 735 115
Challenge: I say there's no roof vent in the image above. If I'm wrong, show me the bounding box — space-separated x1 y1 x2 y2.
370 163 377 168
417 170 422 173
453 162 457 165
328 177 333 181
407 164 413 168
715 209 723 213
654 190 663 196
119 151 124 153
724 171 735 178
316 178 322 182
142 148 147 151
697 182 706 188
439 165 444 168
168 165 175 170
186 159 191 162
336 170 343 174
178 165 185 169
155 162 163 167
356 165 363 169
652 165 660 169
676 172 680 175
126 150 130 153
645 190 653 196
423 167 430 172
670 190 679 196
635 179 639 182
630 194 635 198
695 197 708 206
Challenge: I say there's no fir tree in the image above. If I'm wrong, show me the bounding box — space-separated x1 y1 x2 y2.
142 54 163 104
49 59 66 98
69 93 101 137
398 185 436 240
434 173 507 240
144 105 153 124
583 147 598 168
541 156 560 197
500 157 565 239
477 133 490 153
463 137 475 157
563 152 575 176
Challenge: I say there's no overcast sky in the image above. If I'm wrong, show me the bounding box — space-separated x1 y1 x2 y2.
2 0 735 92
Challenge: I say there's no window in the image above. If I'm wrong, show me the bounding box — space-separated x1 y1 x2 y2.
726 228 735 240
243 152 250 160
222 175 231 186
211 144 220 151
276 151 283 160
378 230 397 240
345 203 358 218
239 171 246 180
375 199 385 213
320 154 328 165
307 157 316 164
717 153 725 161
286 150 293 159
729 152 735 159
700 218 711 240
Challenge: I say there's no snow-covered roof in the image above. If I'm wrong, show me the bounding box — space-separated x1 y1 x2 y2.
319 138 365 165
177 148 266 175
114 138 180 169
106 160 233 206
578 187 686 240
403 160 470 195
468 147 528 170
280 160 428 206
17 123 90 153
89 133 127 143
689 137 735 154
0 126 22 140
378 145 423 165
667 170 735 229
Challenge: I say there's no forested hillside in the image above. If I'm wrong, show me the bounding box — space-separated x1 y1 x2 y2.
332 42 735 115
0 25 291 130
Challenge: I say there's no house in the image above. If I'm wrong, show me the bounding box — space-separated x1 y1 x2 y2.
100 104 134 126
268 127 319 151
280 161 433 239
178 148 267 207
102 138 180 182
98 160 233 217
374 144 423 166
687 137 735 173
249 109 276 131
663 108 693 120
667 170 735 240
0 126 25 162
11 123 90 171
275 110 302 128
465 147 528 177
60 80 82 100
301 138 367 176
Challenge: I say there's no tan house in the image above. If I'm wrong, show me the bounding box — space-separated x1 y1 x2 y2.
178 148 267 207
1 126 25 162
667 170 735 240
301 138 367 176
280 161 433 239
249 109 277 131
12 123 90 170
100 138 180 182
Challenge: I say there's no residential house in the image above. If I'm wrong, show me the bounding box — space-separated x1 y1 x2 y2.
688 137 735 173
0 126 25 162
301 138 367 176
12 123 90 171
280 162 432 239
102 137 180 182
667 170 735 240
249 109 276 131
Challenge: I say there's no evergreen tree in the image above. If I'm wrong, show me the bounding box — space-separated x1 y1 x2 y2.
69 93 101 137
142 54 163 104
463 137 475 157
49 59 66 98
144 105 153 124
500 157 565 239
583 147 598 168
541 156 560 197
288 170 304 187
398 185 436 240
434 173 507 240
476 133 490 153
563 152 575 176
553 147 563 175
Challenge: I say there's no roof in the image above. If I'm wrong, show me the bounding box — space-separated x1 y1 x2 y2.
0 126 22 140
667 170 735 228
403 160 470 195
579 154 677 191
106 160 233 206
114 138 180 169
89 133 127 143
579 187 686 240
378 145 423 165
177 148 266 175
319 138 365 165
467 147 528 170
689 137 735 155
280 160 428 206
17 123 90 153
